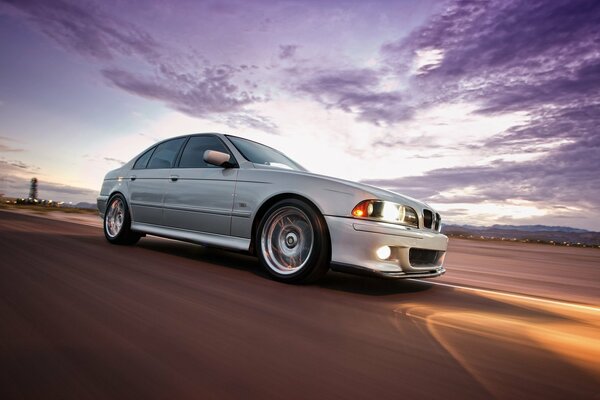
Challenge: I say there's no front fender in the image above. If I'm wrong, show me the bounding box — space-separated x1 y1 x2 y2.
230 169 372 238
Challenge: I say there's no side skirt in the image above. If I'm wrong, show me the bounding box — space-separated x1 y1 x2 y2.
131 222 250 251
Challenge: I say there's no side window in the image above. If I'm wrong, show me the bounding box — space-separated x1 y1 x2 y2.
178 136 232 168
133 147 155 169
147 138 186 169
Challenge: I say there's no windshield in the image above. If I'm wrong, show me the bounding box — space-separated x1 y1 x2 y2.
226 136 306 171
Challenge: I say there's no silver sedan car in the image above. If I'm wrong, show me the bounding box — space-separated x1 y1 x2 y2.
98 133 448 283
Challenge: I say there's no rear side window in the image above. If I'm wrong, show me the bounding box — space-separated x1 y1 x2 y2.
147 138 186 169
178 136 231 168
133 147 155 169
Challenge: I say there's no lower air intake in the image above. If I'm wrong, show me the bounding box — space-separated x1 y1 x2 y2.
409 248 443 267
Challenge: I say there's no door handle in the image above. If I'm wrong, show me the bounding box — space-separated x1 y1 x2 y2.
170 175 179 182
130 175 137 181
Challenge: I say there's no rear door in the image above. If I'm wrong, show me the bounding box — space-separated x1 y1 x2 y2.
128 137 186 225
162 135 238 235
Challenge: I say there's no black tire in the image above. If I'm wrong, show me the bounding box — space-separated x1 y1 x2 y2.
255 198 330 283
103 193 141 245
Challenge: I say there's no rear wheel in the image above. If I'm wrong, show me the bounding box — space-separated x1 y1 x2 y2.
256 199 330 283
104 194 141 245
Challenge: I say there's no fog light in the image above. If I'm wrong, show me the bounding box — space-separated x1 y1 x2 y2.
376 246 392 260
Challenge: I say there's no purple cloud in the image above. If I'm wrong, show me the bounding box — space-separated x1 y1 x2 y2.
101 64 277 132
384 0 600 114
357 0 600 216
296 68 412 125
397 103 597 213
2 0 161 62
2 0 269 128
363 145 600 207
278 44 299 60
296 0 600 132
102 65 257 115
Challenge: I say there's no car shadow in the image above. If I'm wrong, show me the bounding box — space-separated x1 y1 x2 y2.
316 271 432 296
136 236 269 276
132 236 432 297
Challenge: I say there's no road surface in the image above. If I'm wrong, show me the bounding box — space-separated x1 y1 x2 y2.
0 210 598 399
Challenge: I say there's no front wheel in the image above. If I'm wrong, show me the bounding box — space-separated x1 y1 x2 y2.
103 194 141 245
256 199 330 283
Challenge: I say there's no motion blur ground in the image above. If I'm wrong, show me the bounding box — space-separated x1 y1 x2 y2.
0 211 598 399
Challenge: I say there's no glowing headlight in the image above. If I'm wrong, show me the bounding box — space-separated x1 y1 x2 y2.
351 200 419 228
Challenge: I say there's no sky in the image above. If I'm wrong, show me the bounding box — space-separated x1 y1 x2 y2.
0 0 598 230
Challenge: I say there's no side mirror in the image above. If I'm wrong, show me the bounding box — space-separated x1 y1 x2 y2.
203 150 234 168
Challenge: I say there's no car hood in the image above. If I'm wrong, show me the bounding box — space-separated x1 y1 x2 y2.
253 165 434 212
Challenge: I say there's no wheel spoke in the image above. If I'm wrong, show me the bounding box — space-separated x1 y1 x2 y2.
260 206 314 275
105 198 125 238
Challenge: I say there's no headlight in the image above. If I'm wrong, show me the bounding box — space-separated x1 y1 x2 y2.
351 200 419 228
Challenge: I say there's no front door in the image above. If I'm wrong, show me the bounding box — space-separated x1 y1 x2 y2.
162 135 238 235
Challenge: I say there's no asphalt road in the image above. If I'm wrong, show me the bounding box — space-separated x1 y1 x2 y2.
1 210 599 399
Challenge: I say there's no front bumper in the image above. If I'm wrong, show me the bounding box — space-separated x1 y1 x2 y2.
325 216 448 279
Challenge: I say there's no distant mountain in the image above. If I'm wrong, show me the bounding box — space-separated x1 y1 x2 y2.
74 202 97 210
442 224 600 246
449 224 590 233
490 224 589 233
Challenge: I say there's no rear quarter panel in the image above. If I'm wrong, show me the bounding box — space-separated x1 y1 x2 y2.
97 166 131 217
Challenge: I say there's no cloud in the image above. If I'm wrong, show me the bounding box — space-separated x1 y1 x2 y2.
101 65 277 132
0 158 38 171
102 65 259 115
0 136 24 152
223 113 278 134
103 157 125 165
278 44 299 60
0 144 23 152
291 0 600 135
383 0 600 113
295 68 412 125
2 0 269 128
356 0 600 218
2 0 161 62
9 160 31 169
361 143 600 229
362 147 598 206
361 127 600 226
